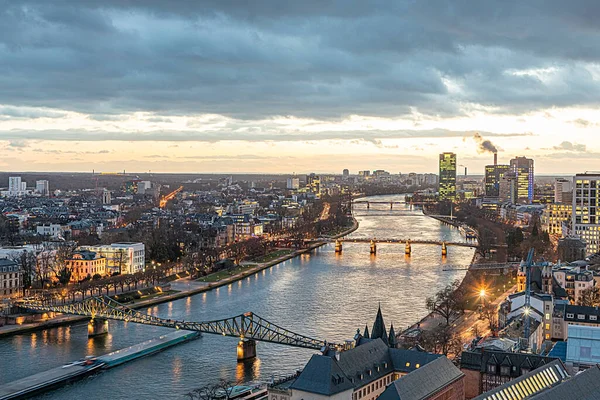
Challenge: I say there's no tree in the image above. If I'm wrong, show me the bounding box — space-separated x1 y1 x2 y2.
186 380 237 400
477 227 495 258
53 243 77 286
481 303 499 335
420 325 463 357
578 286 600 307
10 250 36 295
425 280 466 326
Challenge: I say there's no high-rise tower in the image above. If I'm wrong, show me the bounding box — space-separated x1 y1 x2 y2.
510 156 534 204
439 152 457 201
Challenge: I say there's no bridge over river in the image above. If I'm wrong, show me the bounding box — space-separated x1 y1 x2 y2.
19 295 336 361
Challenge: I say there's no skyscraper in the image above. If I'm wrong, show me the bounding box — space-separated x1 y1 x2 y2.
510 156 534 204
35 180 49 196
485 164 510 197
439 152 457 201
572 174 600 254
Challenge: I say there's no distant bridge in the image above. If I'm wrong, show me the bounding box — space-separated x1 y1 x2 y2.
312 238 480 248
19 296 333 357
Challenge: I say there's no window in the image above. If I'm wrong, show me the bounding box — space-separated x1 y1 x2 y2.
501 366 510 376
578 314 586 320
567 313 574 319
545 324 550 330
487 364 496 373
546 313 550 320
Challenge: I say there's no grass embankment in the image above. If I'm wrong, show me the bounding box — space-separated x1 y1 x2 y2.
251 249 294 263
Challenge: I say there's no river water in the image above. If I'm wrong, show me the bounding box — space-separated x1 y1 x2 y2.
0 194 474 399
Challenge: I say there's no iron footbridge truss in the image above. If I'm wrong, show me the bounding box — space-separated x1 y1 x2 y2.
20 296 329 350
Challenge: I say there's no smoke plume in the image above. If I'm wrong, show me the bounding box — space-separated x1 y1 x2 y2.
473 133 498 154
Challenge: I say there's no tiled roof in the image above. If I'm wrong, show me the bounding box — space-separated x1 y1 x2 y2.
378 356 463 400
290 339 441 396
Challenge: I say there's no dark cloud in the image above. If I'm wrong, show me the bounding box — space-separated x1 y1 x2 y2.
1 1 600 120
552 141 587 152
0 128 532 143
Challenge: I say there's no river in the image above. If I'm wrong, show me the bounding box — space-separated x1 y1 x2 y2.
0 194 474 399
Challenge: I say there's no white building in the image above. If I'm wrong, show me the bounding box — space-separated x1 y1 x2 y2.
7 176 27 197
287 177 300 190
80 242 145 275
35 180 50 196
36 224 69 239
572 174 600 254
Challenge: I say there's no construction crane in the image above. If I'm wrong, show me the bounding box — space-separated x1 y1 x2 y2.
523 248 535 350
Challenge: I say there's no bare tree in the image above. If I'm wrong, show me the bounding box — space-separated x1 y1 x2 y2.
10 250 37 295
186 380 238 400
53 243 77 285
425 280 466 326
481 303 499 335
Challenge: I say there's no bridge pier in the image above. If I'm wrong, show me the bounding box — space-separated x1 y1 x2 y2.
390 202 393 210
370 240 377 255
237 339 257 361
366 202 370 210
405 241 411 256
441 242 447 257
88 318 108 337
335 240 343 253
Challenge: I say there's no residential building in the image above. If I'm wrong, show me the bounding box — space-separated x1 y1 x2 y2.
378 356 465 400
7 176 27 197
541 204 572 236
0 258 22 298
306 173 320 194
80 242 145 275
510 157 534 204
66 250 107 282
572 173 600 254
439 152 457 201
553 265 594 303
35 180 50 196
36 224 69 239
498 171 517 203
460 350 558 399
286 177 300 190
342 169 350 179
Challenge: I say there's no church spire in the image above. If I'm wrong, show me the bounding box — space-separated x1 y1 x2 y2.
388 323 397 348
363 325 370 339
371 303 388 345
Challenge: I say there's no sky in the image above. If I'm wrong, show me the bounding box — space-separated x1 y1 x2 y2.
1 1 599 174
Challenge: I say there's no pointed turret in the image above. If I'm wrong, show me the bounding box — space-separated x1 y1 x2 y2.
371 303 388 345
363 325 370 339
388 324 397 348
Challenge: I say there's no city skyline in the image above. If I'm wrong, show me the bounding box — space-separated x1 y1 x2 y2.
0 2 599 173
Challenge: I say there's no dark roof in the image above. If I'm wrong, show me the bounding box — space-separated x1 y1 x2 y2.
460 350 557 375
473 360 568 400
0 258 18 268
379 357 463 400
289 354 354 395
388 348 442 374
371 304 388 345
290 339 441 396
530 364 600 400
564 304 600 324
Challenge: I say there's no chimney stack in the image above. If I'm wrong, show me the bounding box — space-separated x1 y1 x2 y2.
465 167 468 176
494 152 498 166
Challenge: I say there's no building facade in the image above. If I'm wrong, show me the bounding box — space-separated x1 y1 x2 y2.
572 174 600 254
35 180 50 196
541 204 572 236
66 250 107 282
439 152 457 201
80 242 145 275
0 258 22 298
510 157 534 204
484 164 510 198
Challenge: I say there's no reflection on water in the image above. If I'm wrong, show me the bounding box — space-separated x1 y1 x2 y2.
0 195 473 399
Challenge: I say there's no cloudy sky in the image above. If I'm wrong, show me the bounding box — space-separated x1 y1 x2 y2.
1 1 599 174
